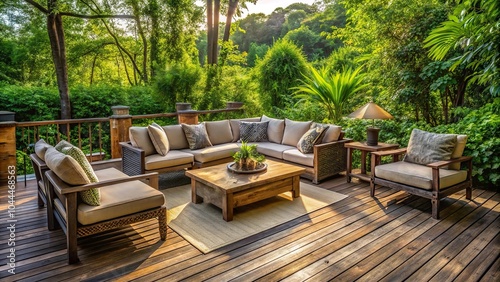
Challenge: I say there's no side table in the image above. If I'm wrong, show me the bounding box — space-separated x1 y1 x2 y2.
345 141 399 183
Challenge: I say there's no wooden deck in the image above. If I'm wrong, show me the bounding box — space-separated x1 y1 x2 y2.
1 176 499 281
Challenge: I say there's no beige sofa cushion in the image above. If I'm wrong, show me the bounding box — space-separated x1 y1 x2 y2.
145 151 194 171
45 147 90 185
375 161 468 190
77 179 165 225
261 115 285 144
205 120 234 145
449 135 468 170
182 143 240 163
283 149 314 167
162 125 190 150
253 142 295 159
404 129 457 165
147 123 170 156
229 117 261 142
282 119 312 146
312 123 342 143
182 123 213 150
129 127 156 156
35 139 53 161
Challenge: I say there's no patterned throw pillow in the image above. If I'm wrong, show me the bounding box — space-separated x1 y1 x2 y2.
297 126 329 154
147 122 170 156
404 129 457 165
239 121 269 142
55 140 74 152
181 123 213 150
60 146 100 206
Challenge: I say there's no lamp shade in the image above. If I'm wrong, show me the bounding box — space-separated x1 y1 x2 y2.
348 102 393 120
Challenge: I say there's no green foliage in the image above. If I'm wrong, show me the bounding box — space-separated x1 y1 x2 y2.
154 62 201 111
247 43 269 67
255 39 309 112
232 141 266 163
293 66 369 123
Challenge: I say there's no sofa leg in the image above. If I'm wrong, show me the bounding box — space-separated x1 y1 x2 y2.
466 186 472 200
431 198 440 219
370 182 375 197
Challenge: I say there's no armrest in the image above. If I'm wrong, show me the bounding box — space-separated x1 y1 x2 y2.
45 170 159 195
30 154 48 170
120 141 146 175
314 138 353 149
427 156 473 168
371 148 408 157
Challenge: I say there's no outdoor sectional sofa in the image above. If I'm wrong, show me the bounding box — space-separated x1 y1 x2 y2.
120 116 351 184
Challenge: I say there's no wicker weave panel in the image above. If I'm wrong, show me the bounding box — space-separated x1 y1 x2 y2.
315 141 348 183
121 144 144 176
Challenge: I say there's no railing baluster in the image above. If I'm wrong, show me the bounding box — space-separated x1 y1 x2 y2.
88 124 92 162
57 124 60 143
98 122 103 159
78 123 82 149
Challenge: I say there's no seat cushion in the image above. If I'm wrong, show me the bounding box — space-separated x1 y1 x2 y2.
77 180 165 225
145 151 194 171
261 115 285 144
129 127 156 156
282 119 312 146
205 120 233 145
229 117 261 142
283 149 314 167
94 167 129 181
253 142 295 159
404 129 457 165
375 161 468 190
147 123 170 156
182 143 240 163
162 125 190 150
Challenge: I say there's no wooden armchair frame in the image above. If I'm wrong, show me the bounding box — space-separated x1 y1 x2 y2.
44 161 166 264
370 148 473 219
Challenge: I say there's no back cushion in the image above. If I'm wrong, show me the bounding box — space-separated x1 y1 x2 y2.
312 123 342 143
162 125 190 150
45 147 91 185
261 115 285 144
147 123 170 156
282 119 312 146
449 135 468 170
404 129 457 165
229 117 261 142
205 120 233 145
34 139 53 161
129 127 156 156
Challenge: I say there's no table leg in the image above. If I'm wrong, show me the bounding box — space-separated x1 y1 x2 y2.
292 175 300 198
191 181 203 204
346 147 353 183
222 193 234 222
361 151 367 174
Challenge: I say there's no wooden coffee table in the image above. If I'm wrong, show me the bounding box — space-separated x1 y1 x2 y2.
185 160 305 221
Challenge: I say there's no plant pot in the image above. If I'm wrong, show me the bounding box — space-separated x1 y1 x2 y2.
176 103 192 112
226 102 244 109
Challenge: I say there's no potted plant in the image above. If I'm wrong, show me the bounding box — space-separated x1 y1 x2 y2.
232 141 266 171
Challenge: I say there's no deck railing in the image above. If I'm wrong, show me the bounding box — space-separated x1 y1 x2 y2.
0 103 244 183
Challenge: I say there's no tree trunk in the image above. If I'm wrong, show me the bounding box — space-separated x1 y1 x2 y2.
223 0 238 42
149 0 160 79
212 0 220 65
207 0 214 65
47 1 71 120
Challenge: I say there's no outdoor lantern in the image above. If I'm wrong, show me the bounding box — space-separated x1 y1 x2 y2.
348 102 393 146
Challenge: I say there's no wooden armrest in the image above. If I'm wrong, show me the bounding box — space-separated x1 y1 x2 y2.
427 156 473 168
30 154 48 169
314 138 352 148
45 171 159 194
371 148 408 157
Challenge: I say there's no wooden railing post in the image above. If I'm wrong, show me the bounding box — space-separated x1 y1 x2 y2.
0 111 16 184
110 106 132 159
176 103 198 125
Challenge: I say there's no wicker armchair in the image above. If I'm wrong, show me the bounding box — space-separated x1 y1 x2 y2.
44 160 166 264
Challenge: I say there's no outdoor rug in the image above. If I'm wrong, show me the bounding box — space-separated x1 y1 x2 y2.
162 182 347 253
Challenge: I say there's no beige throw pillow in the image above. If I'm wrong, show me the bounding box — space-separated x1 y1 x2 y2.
404 129 457 165
34 139 53 161
129 127 156 156
312 123 342 143
282 119 312 146
181 123 213 150
45 147 91 186
261 115 285 144
147 123 170 156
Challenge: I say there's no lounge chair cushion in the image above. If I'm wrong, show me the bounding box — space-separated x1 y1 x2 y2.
35 139 53 161
205 120 234 145
375 161 468 190
182 143 239 163
253 142 294 159
282 119 312 146
162 125 190 150
182 123 213 150
229 117 261 142
297 126 328 154
449 135 468 170
239 121 269 142
130 127 156 156
261 115 285 144
70 179 164 225
283 149 314 167
145 151 194 171
147 123 170 156
404 129 457 165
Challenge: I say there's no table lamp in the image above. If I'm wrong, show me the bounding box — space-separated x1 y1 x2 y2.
348 102 393 146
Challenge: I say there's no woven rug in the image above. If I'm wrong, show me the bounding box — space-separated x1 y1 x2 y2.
162 182 347 253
